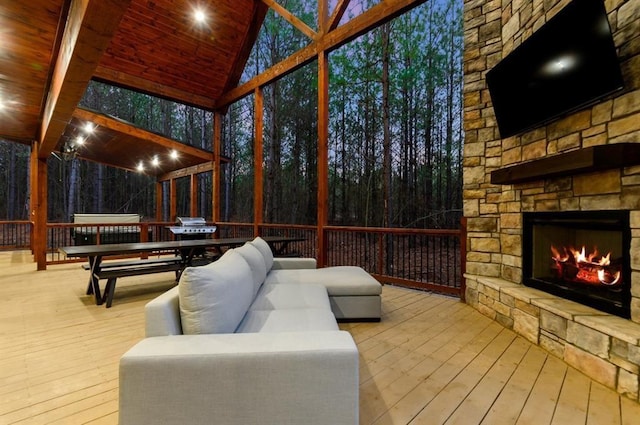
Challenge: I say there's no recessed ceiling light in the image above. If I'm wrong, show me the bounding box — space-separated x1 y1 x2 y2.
137 162 145 172
75 136 85 145
83 122 95 133
152 155 160 166
194 8 207 24
170 150 179 160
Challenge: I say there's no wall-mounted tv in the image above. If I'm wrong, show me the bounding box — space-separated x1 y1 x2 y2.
486 0 624 139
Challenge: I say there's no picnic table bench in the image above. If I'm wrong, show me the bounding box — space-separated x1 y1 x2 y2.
60 236 304 308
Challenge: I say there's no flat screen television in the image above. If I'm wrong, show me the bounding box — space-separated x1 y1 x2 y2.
486 0 624 139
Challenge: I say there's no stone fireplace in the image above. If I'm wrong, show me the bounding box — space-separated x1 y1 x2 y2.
523 210 631 318
463 0 640 401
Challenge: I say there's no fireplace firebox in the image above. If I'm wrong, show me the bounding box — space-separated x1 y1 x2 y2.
523 210 631 318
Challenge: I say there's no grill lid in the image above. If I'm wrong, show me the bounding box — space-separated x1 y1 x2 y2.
176 217 207 226
169 217 216 234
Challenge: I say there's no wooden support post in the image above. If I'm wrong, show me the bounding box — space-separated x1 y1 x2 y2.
31 142 48 270
170 178 177 222
190 174 198 217
317 51 329 268
254 87 264 237
318 0 329 34
213 112 222 224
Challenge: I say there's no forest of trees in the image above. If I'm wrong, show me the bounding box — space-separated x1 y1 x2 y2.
0 0 463 229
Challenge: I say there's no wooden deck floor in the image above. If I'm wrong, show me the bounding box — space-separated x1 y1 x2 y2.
1 250 640 424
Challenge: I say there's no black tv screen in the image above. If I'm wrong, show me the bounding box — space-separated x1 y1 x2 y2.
486 0 624 138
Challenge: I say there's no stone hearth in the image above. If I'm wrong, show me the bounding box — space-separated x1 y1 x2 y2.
462 0 640 400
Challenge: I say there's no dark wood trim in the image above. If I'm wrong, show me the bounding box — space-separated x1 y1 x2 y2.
490 143 640 185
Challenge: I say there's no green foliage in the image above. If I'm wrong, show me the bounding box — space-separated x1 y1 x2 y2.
223 0 464 228
0 0 463 228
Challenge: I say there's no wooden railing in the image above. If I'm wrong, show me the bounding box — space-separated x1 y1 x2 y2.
45 222 179 263
0 221 32 251
25 219 466 297
236 221 466 297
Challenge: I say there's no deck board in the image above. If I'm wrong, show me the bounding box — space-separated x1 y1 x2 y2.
0 250 639 424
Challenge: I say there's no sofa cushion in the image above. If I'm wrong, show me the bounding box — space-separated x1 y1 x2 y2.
236 308 339 333
249 283 331 311
264 266 382 296
234 243 267 295
249 236 274 271
179 250 254 334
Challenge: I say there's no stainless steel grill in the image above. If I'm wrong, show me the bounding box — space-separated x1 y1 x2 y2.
168 217 217 236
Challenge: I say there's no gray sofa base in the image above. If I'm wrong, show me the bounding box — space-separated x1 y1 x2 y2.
330 295 381 321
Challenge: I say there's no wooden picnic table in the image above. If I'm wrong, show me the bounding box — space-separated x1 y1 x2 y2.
59 236 304 307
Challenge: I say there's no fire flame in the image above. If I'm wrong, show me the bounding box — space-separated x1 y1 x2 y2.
551 245 621 286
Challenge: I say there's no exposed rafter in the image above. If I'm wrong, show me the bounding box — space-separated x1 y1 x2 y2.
328 0 351 32
215 0 427 109
261 0 318 40
92 67 215 111
39 0 131 159
72 108 212 161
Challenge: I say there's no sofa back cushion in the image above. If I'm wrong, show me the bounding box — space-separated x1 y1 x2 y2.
234 243 267 295
249 236 274 271
178 250 254 334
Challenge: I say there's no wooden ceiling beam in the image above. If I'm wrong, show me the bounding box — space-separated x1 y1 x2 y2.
157 162 214 182
39 0 131 159
92 68 216 111
215 0 426 109
261 0 318 40
328 0 351 32
72 107 213 161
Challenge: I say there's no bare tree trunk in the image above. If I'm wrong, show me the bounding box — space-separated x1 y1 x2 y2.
7 143 16 220
67 158 80 221
381 22 393 275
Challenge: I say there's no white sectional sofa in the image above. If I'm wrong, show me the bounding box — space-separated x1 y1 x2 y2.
119 237 382 425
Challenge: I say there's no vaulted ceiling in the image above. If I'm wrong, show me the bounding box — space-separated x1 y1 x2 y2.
0 0 267 175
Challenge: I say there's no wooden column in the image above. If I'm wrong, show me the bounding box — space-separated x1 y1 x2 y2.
170 178 177 222
213 112 222 224
30 142 48 270
155 181 163 221
190 174 198 217
253 87 264 237
317 50 329 268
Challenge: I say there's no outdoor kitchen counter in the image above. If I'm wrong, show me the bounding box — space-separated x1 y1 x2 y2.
59 236 305 306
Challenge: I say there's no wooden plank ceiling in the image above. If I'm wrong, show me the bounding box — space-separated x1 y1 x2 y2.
0 0 267 174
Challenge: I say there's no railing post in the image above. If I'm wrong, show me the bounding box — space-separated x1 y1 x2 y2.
460 216 467 302
377 233 384 276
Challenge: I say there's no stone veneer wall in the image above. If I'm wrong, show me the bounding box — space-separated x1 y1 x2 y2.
462 0 640 400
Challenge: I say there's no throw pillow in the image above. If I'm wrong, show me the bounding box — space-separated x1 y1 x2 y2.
249 236 274 271
179 250 253 334
234 242 268 295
